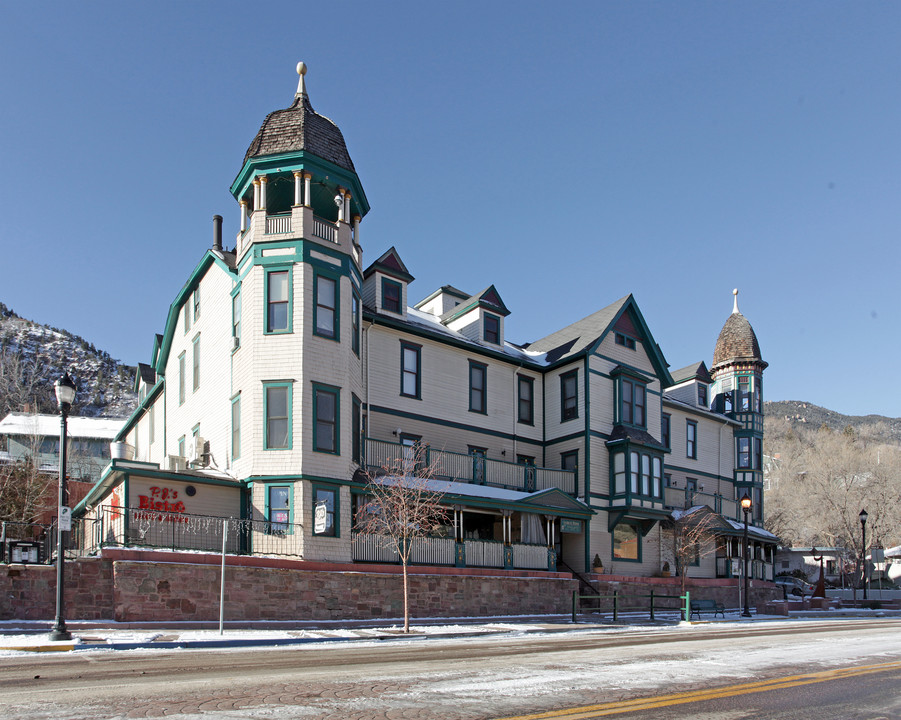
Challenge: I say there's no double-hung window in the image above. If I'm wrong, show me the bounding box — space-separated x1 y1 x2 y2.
264 383 291 450
352 395 362 465
483 314 500 344
517 375 534 425
312 485 338 537
400 342 421 399
686 420 697 459
178 352 186 405
313 383 340 454
231 396 241 460
193 287 200 322
469 361 487 414
314 273 338 339
192 334 200 391
232 290 241 348
382 278 402 313
561 370 578 421
737 437 751 468
661 413 671 449
267 486 291 534
351 291 361 355
266 269 290 333
620 377 646 427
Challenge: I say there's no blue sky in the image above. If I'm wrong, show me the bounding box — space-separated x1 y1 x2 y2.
1 2 898 418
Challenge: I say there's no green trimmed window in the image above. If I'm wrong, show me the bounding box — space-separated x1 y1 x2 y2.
178 352 186 405
561 450 578 472
314 272 338 340
267 485 291 534
698 384 708 407
232 290 241 348
469 361 487 414
561 370 578 421
620 377 646 427
184 300 191 333
231 396 240 460
266 269 291 333
264 382 292 450
313 383 340 454
382 278 402 313
738 436 751 468
612 522 641 561
192 334 200 391
517 375 534 425
352 394 362 465
352 291 361 355
177 435 185 459
615 332 636 350
661 413 671 449
193 287 200 322
686 420 697 459
483 313 500 344
312 485 338 537
400 341 421 399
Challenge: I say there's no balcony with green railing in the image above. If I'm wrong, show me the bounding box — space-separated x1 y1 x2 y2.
364 438 576 496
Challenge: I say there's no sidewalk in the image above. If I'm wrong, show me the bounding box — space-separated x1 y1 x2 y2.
3 608 899 654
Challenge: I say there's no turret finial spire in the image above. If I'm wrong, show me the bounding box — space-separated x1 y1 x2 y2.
295 62 307 99
732 288 740 314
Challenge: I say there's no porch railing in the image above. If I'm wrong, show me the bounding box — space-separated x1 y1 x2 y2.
715 555 774 581
78 506 304 558
364 438 576 495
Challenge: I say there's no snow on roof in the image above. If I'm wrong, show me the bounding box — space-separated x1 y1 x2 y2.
0 413 123 440
374 473 535 503
402 307 548 364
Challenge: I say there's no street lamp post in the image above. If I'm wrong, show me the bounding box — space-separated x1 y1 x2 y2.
859 509 868 601
49 372 76 642
741 493 752 618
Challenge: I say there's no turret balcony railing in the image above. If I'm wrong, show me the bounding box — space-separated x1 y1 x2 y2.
265 213 292 235
363 437 576 495
312 215 337 243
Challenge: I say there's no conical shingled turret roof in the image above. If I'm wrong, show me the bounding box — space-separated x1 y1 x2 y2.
243 70 355 173
712 290 766 368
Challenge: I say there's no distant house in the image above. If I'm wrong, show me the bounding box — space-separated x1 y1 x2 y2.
775 546 847 583
0 412 122 521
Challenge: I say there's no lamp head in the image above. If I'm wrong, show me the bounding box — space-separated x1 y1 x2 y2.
740 493 752 511
55 372 77 410
860 508 868 525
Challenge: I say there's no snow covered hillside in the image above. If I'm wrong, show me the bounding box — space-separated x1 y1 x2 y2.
0 302 137 419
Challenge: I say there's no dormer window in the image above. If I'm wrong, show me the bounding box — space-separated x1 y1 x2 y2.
615 333 636 350
483 314 500 344
382 278 402 313
698 384 707 407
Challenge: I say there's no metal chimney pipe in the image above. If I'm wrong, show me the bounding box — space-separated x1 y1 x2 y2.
213 215 223 251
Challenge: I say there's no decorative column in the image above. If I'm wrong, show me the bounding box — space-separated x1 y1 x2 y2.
253 178 261 212
336 187 346 223
239 200 248 233
303 172 312 207
293 171 303 206
343 191 351 225
352 214 361 246
259 175 268 211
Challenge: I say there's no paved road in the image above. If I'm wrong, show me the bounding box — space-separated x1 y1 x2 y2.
2 619 900 719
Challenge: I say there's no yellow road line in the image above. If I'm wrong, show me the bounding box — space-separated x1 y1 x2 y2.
494 660 901 720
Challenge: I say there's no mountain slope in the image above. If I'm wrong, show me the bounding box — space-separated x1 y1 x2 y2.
0 302 137 418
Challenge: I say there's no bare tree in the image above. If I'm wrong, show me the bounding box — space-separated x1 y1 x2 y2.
353 446 448 633
663 507 723 596
0 430 56 523
0 349 55 417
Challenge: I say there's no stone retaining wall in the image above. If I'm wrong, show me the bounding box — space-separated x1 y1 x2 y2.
2 551 578 622
590 574 781 611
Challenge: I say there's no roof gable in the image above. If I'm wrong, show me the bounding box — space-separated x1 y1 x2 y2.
363 246 414 283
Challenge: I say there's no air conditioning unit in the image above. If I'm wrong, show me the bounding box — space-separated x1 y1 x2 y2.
168 455 187 472
189 437 209 467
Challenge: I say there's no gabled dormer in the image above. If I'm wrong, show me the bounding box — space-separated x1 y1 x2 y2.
666 361 713 410
362 246 414 318
414 285 470 317
439 285 510 347
134 363 157 402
